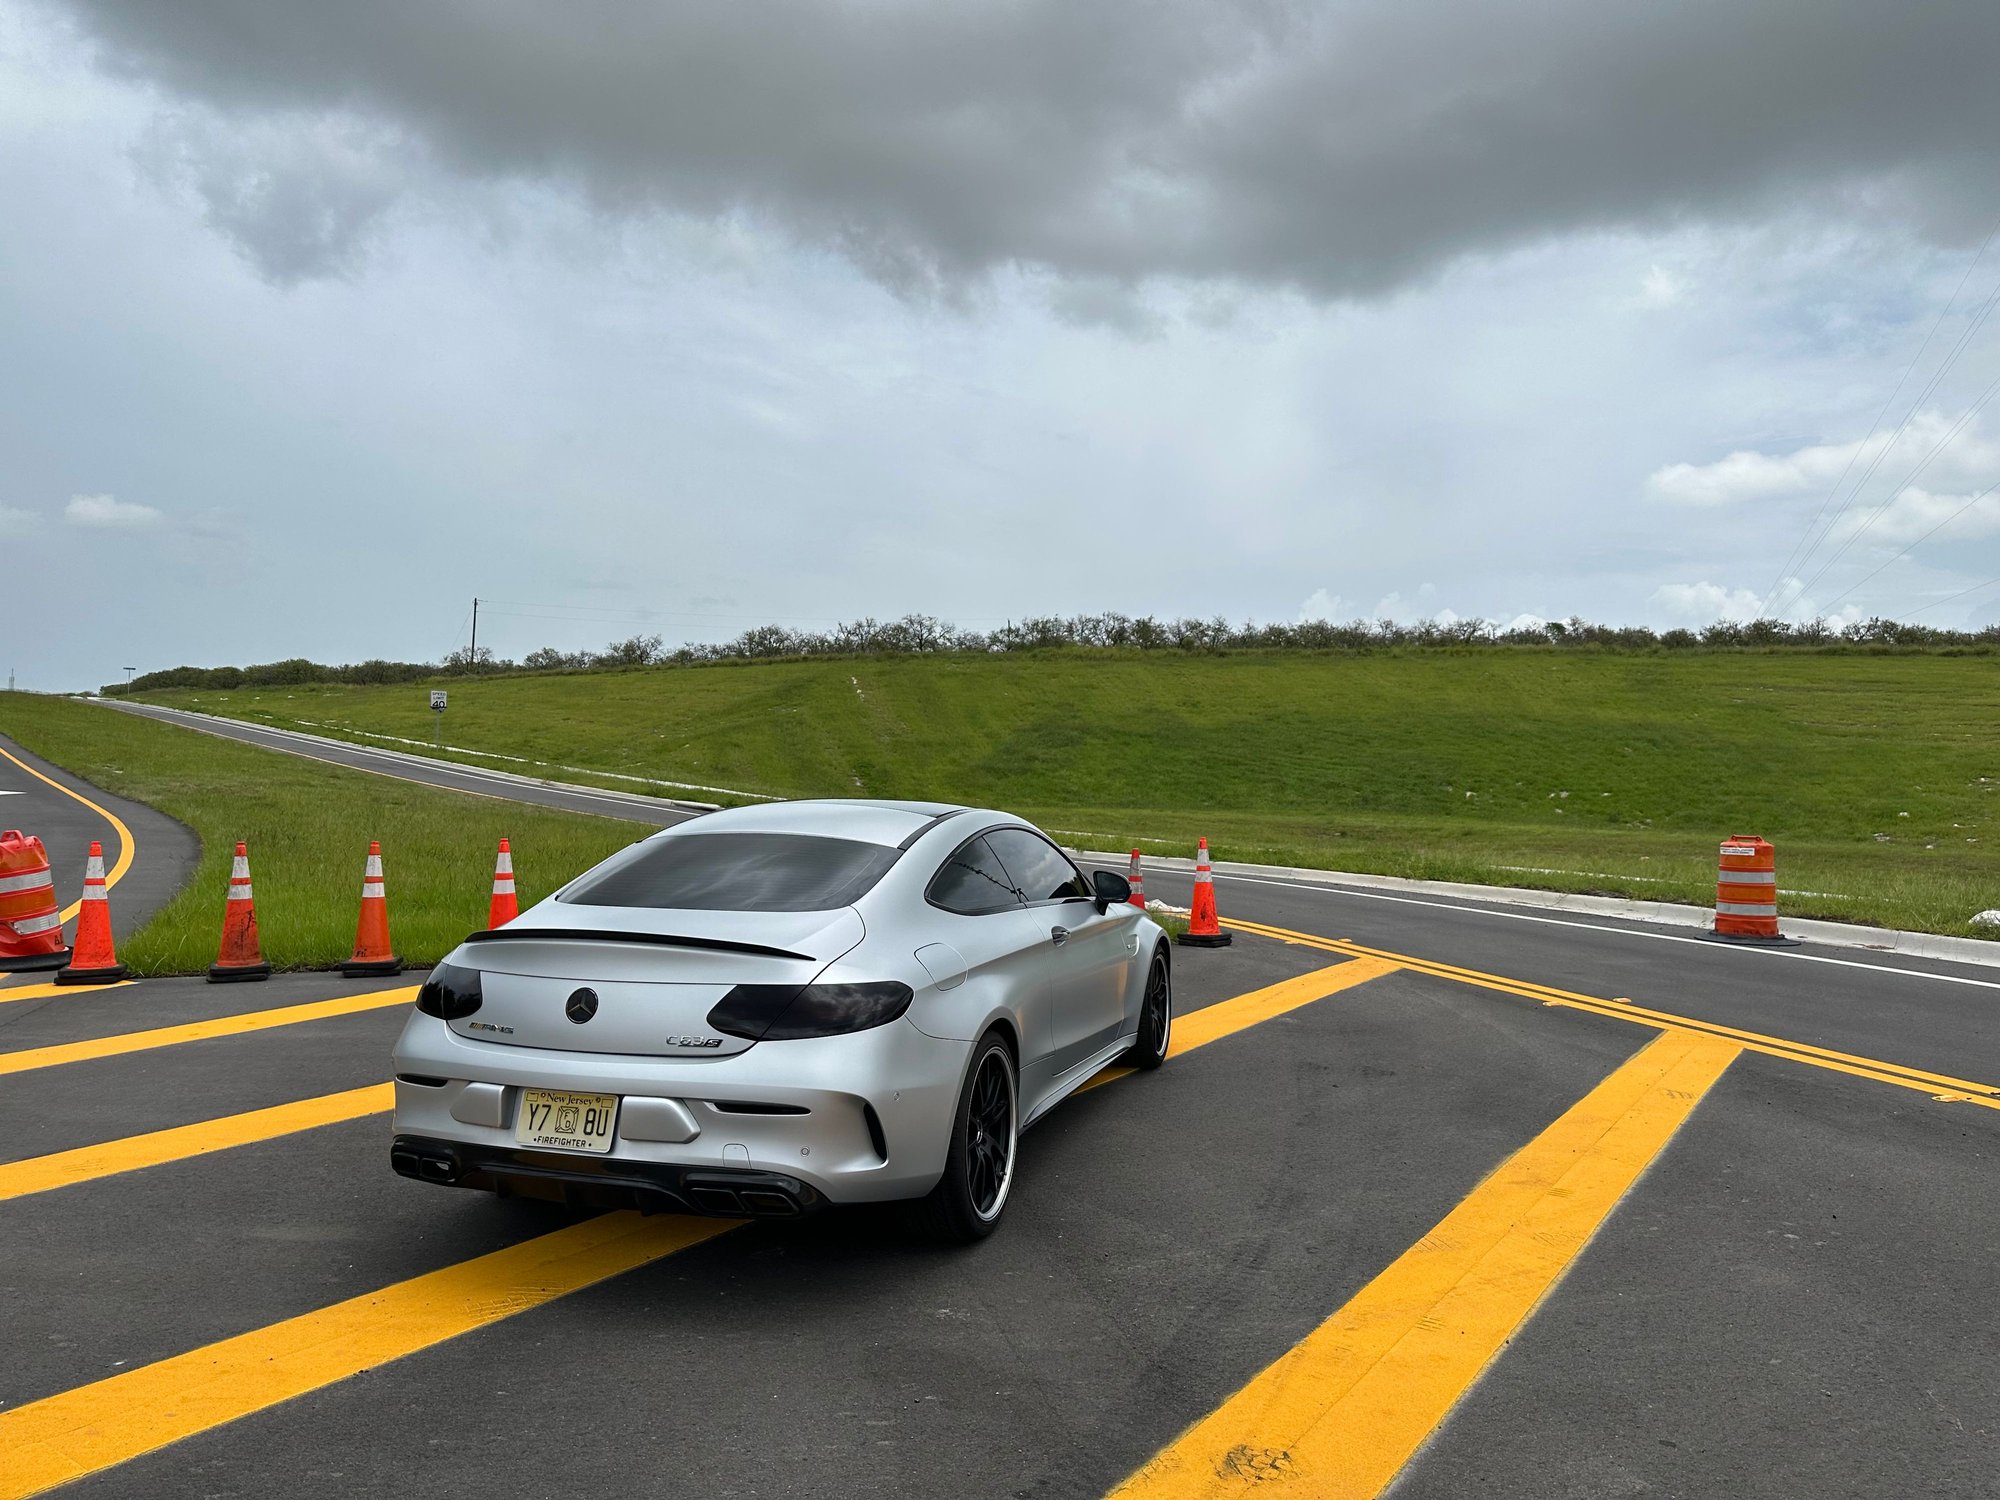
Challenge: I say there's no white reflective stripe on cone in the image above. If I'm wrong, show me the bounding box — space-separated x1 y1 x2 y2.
85 855 107 880
361 882 386 898
231 856 250 879
495 854 513 875
1715 870 1777 885
1715 900 1779 916
11 910 64 935
491 879 516 893
0 870 54 895
229 884 254 901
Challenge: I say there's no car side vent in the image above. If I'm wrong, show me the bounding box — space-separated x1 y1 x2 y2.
708 1100 811 1116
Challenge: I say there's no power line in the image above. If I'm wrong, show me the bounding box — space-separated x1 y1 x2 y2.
1902 571 2000 619
1765 223 2000 618
1761 216 2000 610
1779 364 2000 613
1815 476 2000 618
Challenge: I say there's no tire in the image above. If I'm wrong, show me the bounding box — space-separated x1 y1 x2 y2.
1122 947 1172 1071
910 1031 1019 1244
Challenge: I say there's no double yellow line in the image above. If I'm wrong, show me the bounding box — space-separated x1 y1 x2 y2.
1228 918 2000 1112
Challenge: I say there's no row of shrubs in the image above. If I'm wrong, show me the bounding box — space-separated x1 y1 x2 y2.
97 611 2000 696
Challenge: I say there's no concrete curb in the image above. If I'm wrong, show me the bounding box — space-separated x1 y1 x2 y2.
1074 850 2000 971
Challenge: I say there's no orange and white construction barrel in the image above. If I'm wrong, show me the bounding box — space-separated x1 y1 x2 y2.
1712 834 1789 943
0 829 72 972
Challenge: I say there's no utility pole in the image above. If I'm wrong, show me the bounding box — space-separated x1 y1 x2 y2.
469 598 479 672
124 666 136 686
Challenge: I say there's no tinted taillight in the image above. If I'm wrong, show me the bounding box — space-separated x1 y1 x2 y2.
416 962 483 1019
707 980 912 1041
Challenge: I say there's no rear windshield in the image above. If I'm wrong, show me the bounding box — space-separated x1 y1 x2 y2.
560 832 900 912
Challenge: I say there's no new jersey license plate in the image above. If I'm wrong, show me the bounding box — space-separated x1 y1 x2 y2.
515 1088 619 1154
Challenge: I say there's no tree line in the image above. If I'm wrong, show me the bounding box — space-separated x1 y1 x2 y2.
96 610 2000 695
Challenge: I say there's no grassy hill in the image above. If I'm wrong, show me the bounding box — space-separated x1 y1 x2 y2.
0 693 638 973
127 648 2000 938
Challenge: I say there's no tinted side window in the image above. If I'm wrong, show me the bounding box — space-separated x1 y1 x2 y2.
561 832 899 912
986 829 1091 904
927 835 1024 916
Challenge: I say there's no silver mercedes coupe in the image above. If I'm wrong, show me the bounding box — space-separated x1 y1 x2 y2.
389 800 1171 1240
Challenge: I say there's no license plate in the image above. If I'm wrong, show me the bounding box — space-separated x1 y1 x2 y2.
515 1089 620 1154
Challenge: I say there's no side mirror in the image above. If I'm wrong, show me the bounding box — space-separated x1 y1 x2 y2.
1092 868 1131 913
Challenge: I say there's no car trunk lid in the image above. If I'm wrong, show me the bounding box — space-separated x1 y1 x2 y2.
444 906 863 1057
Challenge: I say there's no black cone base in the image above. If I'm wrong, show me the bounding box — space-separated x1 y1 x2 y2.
55 962 129 986
1699 930 1802 949
208 961 273 983
339 955 404 976
1177 931 1233 947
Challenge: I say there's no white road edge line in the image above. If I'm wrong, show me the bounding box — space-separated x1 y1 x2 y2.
1204 871 2000 993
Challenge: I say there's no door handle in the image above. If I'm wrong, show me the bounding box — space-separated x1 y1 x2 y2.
1050 925 1070 946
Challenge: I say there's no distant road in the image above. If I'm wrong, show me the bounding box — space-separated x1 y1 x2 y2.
97 700 705 829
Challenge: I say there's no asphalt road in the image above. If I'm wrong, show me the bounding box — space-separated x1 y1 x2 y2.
1 707 1996 1496
0 732 198 940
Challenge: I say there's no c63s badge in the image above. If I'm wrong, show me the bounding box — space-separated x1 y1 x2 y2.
664 1035 725 1049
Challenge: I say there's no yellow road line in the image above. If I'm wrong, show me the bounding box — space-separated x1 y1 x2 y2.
0 742 136 925
0 962 1392 1489
0 1210 736 1498
0 1083 395 1202
1080 958 1399 1093
1226 917 2000 1112
0 979 134 1005
0 987 416 1077
1110 1028 1739 1499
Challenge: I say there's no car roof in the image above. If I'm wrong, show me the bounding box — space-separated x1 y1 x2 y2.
665 798 969 849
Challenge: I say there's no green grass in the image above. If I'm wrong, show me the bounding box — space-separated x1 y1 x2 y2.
127 648 2000 939
0 693 641 975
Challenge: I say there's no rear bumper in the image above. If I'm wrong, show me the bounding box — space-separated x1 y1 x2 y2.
390 1135 828 1218
388 1010 965 1204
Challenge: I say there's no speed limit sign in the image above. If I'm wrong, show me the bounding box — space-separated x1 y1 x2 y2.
430 690 448 711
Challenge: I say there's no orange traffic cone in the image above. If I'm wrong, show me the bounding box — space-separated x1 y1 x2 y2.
487 837 519 928
55 841 127 985
1126 849 1147 910
341 840 402 976
208 841 271 982
1177 837 1232 947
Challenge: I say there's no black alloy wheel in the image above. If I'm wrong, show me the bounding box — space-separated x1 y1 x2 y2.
911 1031 1018 1243
1125 948 1171 1071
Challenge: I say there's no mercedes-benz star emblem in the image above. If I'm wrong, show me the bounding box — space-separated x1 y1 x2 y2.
565 987 599 1024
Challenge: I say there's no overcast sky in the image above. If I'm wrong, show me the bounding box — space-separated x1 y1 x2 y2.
5 0 2000 690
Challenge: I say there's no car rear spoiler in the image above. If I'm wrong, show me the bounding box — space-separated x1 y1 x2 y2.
461 927 813 962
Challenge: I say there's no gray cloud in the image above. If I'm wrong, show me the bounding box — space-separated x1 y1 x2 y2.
135 110 413 282
48 0 2000 296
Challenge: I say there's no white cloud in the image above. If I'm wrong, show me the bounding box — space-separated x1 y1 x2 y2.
1830 482 2000 549
1647 412 1999 509
1649 581 1768 621
65 494 162 529
1297 588 1354 622
1502 612 1548 632
1635 264 1683 308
